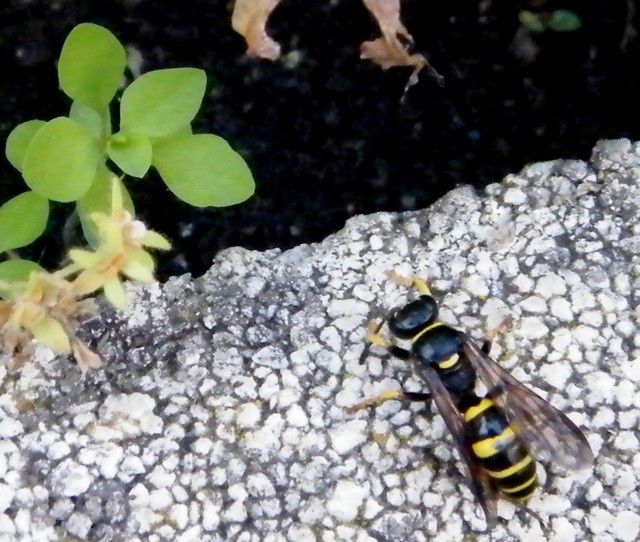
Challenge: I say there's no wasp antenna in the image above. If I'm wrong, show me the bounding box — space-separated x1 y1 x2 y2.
385 270 432 296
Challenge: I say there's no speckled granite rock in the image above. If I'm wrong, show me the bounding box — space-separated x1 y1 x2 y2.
1 139 640 541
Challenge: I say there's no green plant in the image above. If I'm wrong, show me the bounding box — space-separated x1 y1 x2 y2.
0 23 255 370
519 9 582 33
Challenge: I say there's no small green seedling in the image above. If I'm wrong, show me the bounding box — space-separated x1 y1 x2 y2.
0 23 255 370
519 10 583 33
4 23 254 242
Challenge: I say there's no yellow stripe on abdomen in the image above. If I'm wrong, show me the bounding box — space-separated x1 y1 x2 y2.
463 398 494 421
471 427 516 458
501 473 537 494
486 455 533 479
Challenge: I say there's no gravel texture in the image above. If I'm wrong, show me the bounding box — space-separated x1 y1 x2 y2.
1 139 639 541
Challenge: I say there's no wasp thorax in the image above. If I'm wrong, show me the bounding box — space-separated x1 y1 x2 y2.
388 295 438 339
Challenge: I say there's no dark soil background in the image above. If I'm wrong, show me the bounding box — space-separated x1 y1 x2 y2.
1 0 639 279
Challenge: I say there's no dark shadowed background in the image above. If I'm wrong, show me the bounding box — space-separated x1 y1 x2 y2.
1 0 638 279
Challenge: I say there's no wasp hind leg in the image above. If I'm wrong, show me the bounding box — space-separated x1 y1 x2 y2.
347 390 431 414
386 270 432 296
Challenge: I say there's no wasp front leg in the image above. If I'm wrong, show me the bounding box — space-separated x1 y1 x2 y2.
359 319 412 363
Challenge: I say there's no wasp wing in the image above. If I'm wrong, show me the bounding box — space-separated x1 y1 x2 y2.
420 364 498 526
463 339 594 470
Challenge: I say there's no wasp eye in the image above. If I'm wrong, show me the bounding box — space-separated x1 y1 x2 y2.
388 296 438 339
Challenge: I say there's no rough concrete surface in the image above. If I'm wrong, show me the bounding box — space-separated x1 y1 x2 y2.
1 139 640 541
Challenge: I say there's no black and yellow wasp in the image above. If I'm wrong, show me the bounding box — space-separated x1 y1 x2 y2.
350 271 594 525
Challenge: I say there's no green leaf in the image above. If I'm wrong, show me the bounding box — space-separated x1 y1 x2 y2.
519 11 546 33
152 134 255 207
5 120 46 172
58 23 126 110
69 101 104 140
77 170 134 248
548 10 582 32
107 132 152 178
22 117 100 202
0 259 45 299
150 125 192 147
120 68 206 137
0 192 49 252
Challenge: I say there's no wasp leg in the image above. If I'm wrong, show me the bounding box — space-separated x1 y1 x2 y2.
482 316 514 355
360 319 412 363
359 319 390 364
365 319 392 348
386 270 432 296
347 390 431 414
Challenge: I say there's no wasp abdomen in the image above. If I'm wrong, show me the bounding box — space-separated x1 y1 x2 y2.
463 396 538 501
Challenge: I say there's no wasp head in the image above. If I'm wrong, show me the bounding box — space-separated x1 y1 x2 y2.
388 295 438 340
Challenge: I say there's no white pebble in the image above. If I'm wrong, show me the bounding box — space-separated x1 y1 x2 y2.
536 274 567 298
589 507 613 534
614 431 639 451
65 512 92 539
0 484 14 513
504 187 527 205
517 317 549 339
512 275 534 293
51 460 91 497
47 441 71 461
329 420 367 455
612 511 640 542
538 362 572 390
236 403 261 428
463 275 489 297
286 405 309 428
550 298 573 321
0 419 23 438
327 299 369 318
326 481 368 522
520 295 547 313
222 500 247 523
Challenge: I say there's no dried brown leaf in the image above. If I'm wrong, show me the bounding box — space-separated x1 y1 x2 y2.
362 0 412 41
72 339 103 373
360 0 428 88
232 0 283 60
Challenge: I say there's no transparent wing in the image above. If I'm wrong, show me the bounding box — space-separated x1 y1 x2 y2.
420 364 498 526
463 339 594 470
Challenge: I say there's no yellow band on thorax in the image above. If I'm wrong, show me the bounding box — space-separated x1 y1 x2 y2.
411 320 443 343
438 354 459 370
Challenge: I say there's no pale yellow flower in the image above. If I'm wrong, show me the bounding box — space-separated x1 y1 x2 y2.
69 178 170 309
0 271 83 355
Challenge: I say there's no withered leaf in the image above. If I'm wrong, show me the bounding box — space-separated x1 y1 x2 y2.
231 0 283 60
360 0 428 88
